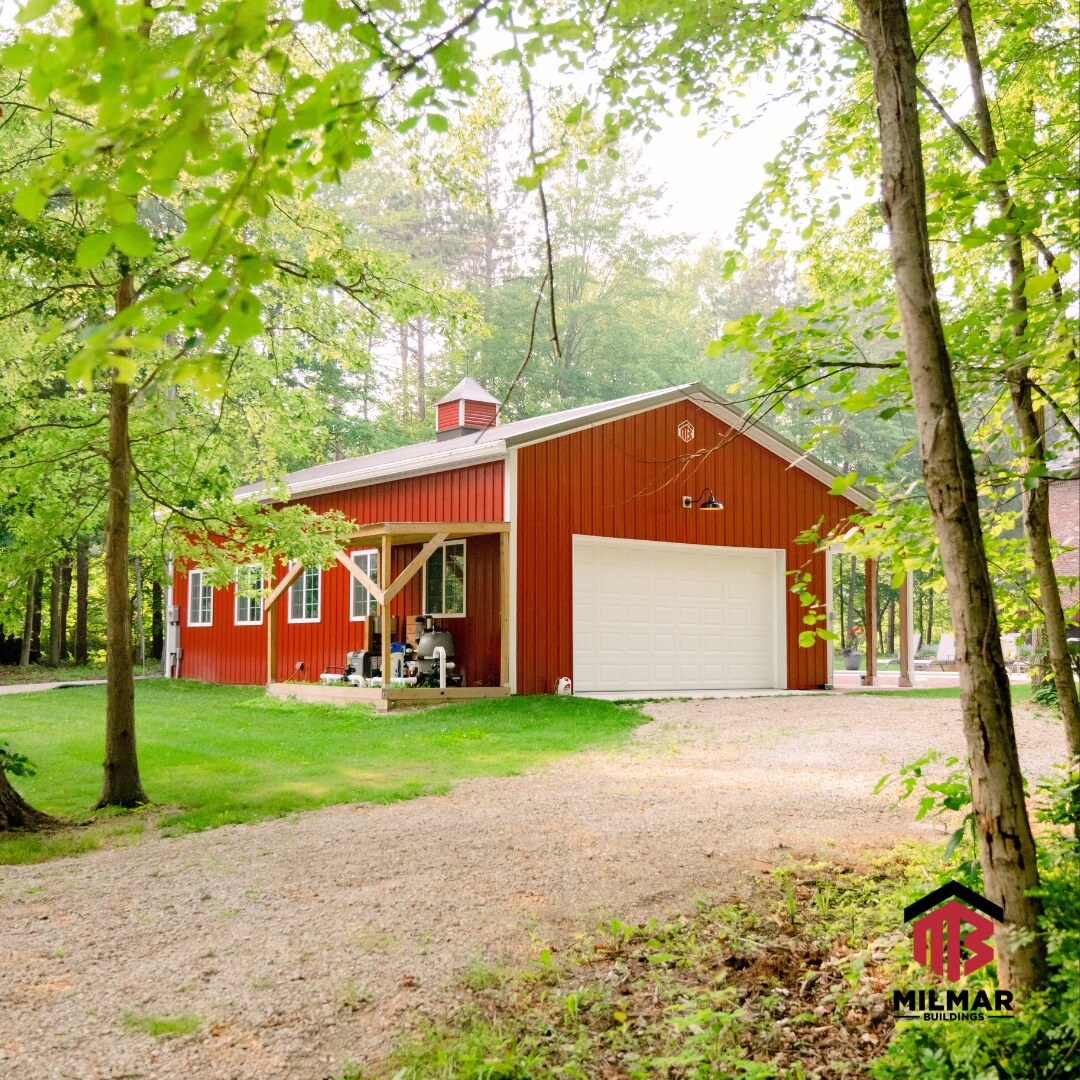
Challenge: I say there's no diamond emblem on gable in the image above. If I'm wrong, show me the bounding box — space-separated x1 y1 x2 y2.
677 420 695 444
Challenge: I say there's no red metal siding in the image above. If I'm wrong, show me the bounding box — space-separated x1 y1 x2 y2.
174 567 268 685
515 401 860 694
175 462 504 685
463 401 497 429
436 401 460 432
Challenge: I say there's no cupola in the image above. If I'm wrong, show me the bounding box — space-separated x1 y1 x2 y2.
434 377 500 441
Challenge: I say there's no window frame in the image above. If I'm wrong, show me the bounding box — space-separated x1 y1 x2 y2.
421 539 467 619
234 564 264 627
287 563 322 624
188 568 214 627
349 548 379 622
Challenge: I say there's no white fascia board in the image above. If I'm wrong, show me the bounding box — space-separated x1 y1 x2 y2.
500 386 698 451
238 441 508 504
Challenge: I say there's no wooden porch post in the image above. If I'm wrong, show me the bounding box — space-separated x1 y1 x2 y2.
380 534 391 688
499 530 510 690
864 557 877 686
898 570 914 687
266 602 276 685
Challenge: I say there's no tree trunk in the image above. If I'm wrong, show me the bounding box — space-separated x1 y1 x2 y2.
399 324 409 411
1029 624 1047 691
30 572 43 659
48 561 62 666
927 587 934 646
59 557 72 661
887 596 896 655
0 769 54 832
953 0 1080 757
97 267 147 809
856 0 1046 991
74 538 89 665
415 316 427 422
133 555 146 669
19 571 36 670
151 577 163 662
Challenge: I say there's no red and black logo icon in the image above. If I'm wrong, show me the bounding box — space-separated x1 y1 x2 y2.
893 881 1014 1021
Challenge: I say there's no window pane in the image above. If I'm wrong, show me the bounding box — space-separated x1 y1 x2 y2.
304 567 319 619
425 547 444 614
444 543 465 614
290 570 304 619
352 551 377 618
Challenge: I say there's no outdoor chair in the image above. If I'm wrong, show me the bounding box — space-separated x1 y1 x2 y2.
915 633 956 671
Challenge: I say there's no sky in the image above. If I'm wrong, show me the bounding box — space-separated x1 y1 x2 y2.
632 104 796 243
0 0 798 244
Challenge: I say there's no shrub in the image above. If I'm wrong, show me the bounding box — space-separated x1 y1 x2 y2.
872 767 1080 1080
0 741 36 778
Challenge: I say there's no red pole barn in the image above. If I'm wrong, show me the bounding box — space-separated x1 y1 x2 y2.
167 381 865 708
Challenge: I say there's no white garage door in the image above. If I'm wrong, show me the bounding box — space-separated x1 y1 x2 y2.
572 536 785 692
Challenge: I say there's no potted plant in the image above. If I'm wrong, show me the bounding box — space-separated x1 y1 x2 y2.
841 627 865 671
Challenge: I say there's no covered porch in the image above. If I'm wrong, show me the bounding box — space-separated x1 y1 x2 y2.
265 521 511 711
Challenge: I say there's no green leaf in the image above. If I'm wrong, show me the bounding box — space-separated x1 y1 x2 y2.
426 113 449 132
111 222 154 259
75 233 113 270
13 185 47 220
798 631 817 648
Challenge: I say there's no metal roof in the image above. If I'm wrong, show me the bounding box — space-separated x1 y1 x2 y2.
235 382 870 506
434 376 501 406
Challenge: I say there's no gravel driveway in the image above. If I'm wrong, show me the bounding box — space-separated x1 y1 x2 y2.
0 695 1065 1079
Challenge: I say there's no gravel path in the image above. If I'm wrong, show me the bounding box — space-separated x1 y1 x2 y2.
0 695 1065 1079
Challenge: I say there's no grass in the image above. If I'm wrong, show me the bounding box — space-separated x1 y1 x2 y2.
0 681 645 864
0 661 160 686
122 1012 202 1038
860 683 1033 702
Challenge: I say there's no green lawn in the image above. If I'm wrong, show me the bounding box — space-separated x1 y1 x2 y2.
860 684 1033 701
1 681 645 864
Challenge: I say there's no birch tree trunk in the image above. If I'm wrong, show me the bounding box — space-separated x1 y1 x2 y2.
97 265 147 808
74 538 89 665
48 561 62 666
59 557 72 661
133 555 146 668
855 0 1046 992
954 0 1080 757
19 571 35 670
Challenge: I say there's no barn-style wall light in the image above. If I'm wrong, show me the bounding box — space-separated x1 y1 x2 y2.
682 487 724 510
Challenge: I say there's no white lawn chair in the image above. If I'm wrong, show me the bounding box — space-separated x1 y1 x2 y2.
915 633 955 671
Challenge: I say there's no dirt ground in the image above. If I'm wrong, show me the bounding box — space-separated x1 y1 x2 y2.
0 695 1066 1079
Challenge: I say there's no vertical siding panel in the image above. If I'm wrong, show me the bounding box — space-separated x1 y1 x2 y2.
514 401 859 694
178 462 504 686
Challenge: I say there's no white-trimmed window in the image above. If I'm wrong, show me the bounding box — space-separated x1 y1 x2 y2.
234 564 263 626
288 564 321 623
188 569 213 627
423 540 466 618
350 549 379 621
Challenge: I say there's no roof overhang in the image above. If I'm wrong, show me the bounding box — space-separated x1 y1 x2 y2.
348 520 510 545
239 440 507 504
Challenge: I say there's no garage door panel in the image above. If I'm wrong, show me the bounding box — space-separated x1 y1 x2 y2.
573 537 783 692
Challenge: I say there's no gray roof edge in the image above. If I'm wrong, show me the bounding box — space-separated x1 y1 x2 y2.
234 381 871 508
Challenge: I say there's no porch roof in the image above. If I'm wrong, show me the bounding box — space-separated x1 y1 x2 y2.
347 520 510 546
